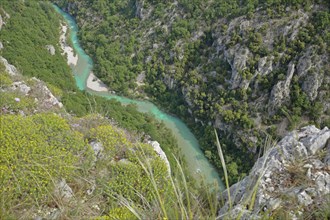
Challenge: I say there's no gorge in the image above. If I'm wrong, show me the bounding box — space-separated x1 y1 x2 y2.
53 4 224 189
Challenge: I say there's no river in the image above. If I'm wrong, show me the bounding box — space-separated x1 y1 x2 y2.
53 5 223 189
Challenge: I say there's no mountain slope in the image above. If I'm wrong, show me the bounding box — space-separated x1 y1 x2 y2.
52 0 330 183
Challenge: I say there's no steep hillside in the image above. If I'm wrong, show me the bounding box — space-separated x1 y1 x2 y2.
0 0 180 168
219 125 330 219
0 60 170 219
1 2 225 218
52 0 330 183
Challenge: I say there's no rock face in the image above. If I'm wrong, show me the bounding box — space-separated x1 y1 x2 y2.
268 62 295 114
218 125 330 219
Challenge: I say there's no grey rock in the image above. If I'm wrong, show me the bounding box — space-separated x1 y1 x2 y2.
135 0 144 19
0 56 19 75
11 81 31 95
257 56 273 76
324 141 330 167
90 141 104 159
135 0 152 20
118 159 131 164
302 71 323 101
297 191 313 206
54 179 73 199
300 127 330 155
31 78 63 109
0 41 3 50
218 125 330 219
268 62 295 114
218 205 257 220
315 172 330 194
45 45 56 55
267 198 282 211
296 46 325 101
226 46 250 89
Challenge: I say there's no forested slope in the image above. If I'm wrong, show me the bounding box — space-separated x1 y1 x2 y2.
53 0 330 183
0 2 201 218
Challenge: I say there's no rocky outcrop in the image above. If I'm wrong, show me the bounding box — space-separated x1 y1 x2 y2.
268 62 295 114
135 0 144 20
296 46 325 101
10 81 31 95
45 45 56 55
30 77 63 109
0 56 19 75
148 140 171 173
218 125 330 219
225 46 251 89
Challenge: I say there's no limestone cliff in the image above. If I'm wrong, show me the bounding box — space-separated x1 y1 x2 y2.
219 125 330 219
51 0 330 182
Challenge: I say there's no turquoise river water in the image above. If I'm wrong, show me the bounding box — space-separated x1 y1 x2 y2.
54 5 223 189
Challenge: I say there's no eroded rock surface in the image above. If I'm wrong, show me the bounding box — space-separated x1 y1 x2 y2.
219 125 330 219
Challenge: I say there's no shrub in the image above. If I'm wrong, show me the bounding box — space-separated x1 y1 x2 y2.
0 113 89 217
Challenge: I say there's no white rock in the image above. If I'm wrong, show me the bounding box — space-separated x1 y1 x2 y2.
297 191 313 206
11 81 31 95
301 128 330 155
315 172 330 194
55 179 73 199
45 45 56 55
0 56 19 75
268 62 295 114
148 140 171 174
218 126 330 219
90 141 104 159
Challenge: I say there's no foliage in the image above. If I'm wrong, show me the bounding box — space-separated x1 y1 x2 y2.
0 72 13 88
0 1 74 91
0 0 179 174
0 91 36 113
0 114 90 217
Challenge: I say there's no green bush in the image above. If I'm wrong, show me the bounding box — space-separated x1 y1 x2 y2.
0 113 90 215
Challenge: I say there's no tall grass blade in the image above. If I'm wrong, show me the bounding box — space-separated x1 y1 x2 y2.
214 129 232 210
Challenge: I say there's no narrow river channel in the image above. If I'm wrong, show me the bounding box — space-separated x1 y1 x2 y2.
54 5 223 189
